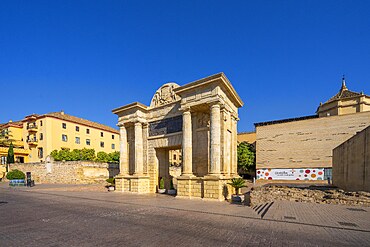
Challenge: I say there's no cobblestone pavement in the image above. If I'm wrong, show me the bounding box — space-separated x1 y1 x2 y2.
0 184 369 247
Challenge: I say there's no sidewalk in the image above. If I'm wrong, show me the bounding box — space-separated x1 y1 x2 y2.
1 182 369 233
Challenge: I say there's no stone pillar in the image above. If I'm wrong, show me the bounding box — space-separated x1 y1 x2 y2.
119 125 129 175
182 109 193 176
230 116 238 175
221 109 231 175
134 122 144 175
209 103 221 175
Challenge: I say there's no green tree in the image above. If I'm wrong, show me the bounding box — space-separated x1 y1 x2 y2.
50 150 59 160
50 148 96 161
6 142 15 172
57 148 72 161
70 149 81 161
108 151 120 163
96 151 110 162
80 148 95 161
237 142 255 173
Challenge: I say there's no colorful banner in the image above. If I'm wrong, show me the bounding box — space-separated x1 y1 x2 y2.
256 168 324 180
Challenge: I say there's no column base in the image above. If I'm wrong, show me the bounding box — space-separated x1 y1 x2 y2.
176 176 236 201
115 175 150 193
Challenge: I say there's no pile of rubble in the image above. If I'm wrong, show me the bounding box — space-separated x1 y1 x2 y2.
250 185 370 207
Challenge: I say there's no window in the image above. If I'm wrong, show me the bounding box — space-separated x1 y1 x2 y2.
86 139 91 145
1 156 6 165
112 135 114 139
75 137 80 144
100 141 104 148
40 120 43 126
76 126 79 132
62 134 68 142
173 154 176 160
39 133 43 140
62 123 66 129
100 132 104 137
111 144 115 149
16 157 24 163
86 129 90 134
38 148 43 158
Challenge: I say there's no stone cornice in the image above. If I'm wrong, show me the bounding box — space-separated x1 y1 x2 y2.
174 73 244 108
112 102 148 115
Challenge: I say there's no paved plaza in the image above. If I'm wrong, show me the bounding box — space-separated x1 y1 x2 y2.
0 183 369 246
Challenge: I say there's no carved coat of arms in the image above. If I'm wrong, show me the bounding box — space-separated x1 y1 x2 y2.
150 83 180 108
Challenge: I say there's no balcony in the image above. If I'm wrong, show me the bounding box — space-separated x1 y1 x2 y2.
27 123 38 132
26 137 38 145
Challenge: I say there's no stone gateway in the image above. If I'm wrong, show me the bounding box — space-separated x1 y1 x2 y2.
112 73 243 200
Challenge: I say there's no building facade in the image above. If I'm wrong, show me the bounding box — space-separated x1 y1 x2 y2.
1 111 119 163
255 78 370 181
237 131 256 146
0 121 30 164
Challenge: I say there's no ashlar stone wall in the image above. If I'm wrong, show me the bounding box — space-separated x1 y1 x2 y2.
256 111 370 169
9 161 119 184
333 125 370 192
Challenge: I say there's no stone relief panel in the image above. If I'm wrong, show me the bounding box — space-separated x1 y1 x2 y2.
150 83 180 108
196 112 210 128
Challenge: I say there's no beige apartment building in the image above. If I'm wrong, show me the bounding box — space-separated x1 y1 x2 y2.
1 111 119 163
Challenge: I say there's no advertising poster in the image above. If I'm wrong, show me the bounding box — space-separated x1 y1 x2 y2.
256 168 324 180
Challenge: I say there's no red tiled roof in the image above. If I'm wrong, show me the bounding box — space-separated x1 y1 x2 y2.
41 112 119 134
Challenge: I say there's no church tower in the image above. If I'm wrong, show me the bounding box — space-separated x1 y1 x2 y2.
316 77 370 117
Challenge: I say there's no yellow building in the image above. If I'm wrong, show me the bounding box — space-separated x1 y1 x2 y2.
0 121 30 164
1 111 119 163
316 77 370 117
237 131 256 146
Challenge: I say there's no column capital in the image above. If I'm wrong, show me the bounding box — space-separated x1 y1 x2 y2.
209 102 221 108
117 122 126 128
230 112 239 121
209 101 225 109
179 106 192 113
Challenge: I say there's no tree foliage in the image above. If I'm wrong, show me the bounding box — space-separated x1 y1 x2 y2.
6 169 25 180
228 177 246 195
96 151 110 162
108 151 120 163
50 148 119 163
7 142 15 164
237 142 255 172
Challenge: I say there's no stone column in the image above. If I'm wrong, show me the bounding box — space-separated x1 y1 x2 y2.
119 125 129 175
221 109 231 175
209 103 221 175
230 116 238 175
134 122 144 175
182 109 193 176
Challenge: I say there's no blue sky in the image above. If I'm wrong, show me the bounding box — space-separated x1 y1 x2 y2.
1 0 369 132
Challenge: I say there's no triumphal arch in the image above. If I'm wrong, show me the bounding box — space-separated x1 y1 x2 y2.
112 73 243 200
